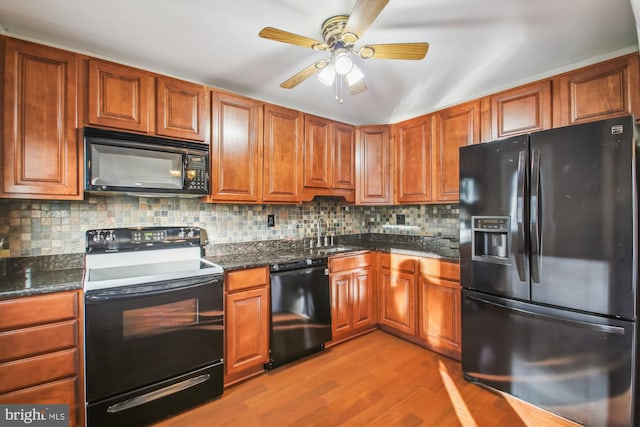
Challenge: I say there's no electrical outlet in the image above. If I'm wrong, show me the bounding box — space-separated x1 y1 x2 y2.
267 214 275 227
397 214 406 225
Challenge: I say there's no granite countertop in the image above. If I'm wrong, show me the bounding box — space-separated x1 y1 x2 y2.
0 234 459 299
0 254 84 300
207 235 459 272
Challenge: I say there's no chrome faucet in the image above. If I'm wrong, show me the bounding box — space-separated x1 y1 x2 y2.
316 216 329 247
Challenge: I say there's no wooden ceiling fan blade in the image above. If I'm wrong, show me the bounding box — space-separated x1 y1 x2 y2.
259 27 328 50
342 0 389 43
280 61 327 89
359 42 429 60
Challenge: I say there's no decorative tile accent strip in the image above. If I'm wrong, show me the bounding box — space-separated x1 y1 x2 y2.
0 197 459 257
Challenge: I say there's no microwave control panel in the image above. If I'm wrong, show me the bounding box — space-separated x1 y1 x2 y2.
186 155 208 191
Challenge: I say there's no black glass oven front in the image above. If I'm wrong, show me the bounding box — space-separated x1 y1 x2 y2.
84 274 223 426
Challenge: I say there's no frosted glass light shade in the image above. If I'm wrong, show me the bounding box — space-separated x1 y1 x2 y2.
318 64 336 86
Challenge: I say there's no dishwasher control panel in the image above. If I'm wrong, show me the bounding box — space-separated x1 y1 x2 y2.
270 257 328 272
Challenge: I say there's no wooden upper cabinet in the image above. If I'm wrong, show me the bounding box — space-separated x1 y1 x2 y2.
209 91 262 203
356 125 391 205
490 80 552 140
303 114 332 189
332 122 356 190
554 53 640 126
393 115 433 203
87 59 154 133
433 100 480 202
156 77 207 141
2 38 81 199
263 104 303 203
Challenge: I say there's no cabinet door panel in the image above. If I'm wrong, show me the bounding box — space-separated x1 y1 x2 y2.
394 115 432 203
352 269 375 329
225 287 269 377
88 59 153 133
418 276 461 355
3 39 80 198
263 104 302 202
556 54 640 126
379 269 415 335
304 115 332 189
330 273 353 339
156 77 206 141
332 122 356 189
491 81 552 139
434 101 480 202
210 92 262 202
357 125 391 204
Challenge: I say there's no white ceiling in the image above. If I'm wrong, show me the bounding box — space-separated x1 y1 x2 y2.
0 0 637 125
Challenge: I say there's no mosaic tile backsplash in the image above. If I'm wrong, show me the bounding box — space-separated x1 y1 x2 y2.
0 196 459 257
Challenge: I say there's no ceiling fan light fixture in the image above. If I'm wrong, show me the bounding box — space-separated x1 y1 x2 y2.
334 51 353 75
345 64 364 86
318 63 336 86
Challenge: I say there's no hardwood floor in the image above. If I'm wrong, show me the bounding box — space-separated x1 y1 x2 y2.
153 331 580 427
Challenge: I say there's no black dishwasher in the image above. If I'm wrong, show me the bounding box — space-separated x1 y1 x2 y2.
267 257 332 369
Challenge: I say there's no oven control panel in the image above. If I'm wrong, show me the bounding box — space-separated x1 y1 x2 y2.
86 227 202 253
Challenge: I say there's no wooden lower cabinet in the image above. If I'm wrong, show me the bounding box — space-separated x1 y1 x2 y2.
328 252 376 344
0 291 83 427
224 267 270 386
417 258 461 360
378 254 417 336
377 253 461 360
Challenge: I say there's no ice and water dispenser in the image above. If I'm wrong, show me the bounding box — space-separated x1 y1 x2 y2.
472 216 510 264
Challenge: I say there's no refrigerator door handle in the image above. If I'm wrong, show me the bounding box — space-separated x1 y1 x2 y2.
530 149 541 283
466 295 626 335
515 151 527 282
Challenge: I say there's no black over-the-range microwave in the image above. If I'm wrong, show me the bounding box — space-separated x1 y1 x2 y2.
84 127 209 198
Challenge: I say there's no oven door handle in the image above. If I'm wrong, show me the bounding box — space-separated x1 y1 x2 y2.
85 275 222 303
107 373 211 413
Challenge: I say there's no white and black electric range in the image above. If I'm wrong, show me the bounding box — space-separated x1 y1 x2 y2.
83 226 224 427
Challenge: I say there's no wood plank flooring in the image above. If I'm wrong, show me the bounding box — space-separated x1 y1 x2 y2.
153 331 580 427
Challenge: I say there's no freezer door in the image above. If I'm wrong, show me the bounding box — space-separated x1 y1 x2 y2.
462 290 635 427
529 116 636 319
459 136 530 299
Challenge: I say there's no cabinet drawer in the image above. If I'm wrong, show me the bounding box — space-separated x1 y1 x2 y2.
418 258 460 281
0 320 77 363
0 292 78 331
226 267 269 292
329 252 371 272
0 378 80 427
379 253 417 273
0 376 78 404
0 348 78 394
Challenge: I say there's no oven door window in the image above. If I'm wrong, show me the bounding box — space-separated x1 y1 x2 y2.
85 280 223 402
90 143 183 190
123 298 198 339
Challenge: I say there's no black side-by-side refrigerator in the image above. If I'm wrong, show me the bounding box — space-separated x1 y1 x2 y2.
459 115 638 427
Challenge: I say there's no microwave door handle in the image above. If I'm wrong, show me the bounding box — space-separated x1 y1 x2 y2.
183 156 188 188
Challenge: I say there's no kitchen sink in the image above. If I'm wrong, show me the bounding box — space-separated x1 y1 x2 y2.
312 245 356 255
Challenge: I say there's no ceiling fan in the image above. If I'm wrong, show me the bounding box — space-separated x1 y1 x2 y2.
258 0 429 99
